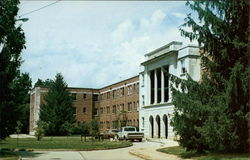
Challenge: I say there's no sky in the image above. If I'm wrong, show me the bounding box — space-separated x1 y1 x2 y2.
18 1 196 88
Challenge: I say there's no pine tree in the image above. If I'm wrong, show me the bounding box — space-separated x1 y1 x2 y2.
40 73 75 136
170 0 249 153
0 0 26 140
12 73 32 133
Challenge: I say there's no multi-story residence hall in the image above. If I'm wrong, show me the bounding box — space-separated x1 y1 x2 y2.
30 41 201 139
29 76 139 135
139 41 200 139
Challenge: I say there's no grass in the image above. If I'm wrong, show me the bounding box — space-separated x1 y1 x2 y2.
0 150 19 160
0 136 132 150
157 146 250 160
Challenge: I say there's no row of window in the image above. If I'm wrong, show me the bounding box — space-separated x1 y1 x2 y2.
71 93 98 101
99 119 139 129
100 83 139 100
99 101 139 115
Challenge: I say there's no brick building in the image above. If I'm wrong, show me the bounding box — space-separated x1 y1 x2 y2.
29 76 139 135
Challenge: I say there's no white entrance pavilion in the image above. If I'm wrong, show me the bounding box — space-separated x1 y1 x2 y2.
139 41 201 139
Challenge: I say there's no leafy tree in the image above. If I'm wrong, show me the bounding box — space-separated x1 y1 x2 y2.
35 120 48 141
34 78 53 88
170 0 249 153
89 119 99 140
12 73 32 133
0 0 26 140
15 121 23 145
61 121 74 137
40 73 75 136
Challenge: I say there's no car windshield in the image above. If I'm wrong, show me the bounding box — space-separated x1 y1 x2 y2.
112 130 119 133
124 127 135 131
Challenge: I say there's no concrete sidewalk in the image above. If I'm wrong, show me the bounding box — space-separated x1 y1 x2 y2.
129 139 181 160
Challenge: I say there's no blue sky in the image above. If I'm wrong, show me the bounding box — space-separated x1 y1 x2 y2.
18 1 196 88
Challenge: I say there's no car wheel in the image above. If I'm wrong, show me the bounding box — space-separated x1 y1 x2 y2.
139 139 142 142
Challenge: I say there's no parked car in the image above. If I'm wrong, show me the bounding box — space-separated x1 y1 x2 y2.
101 129 119 139
117 126 144 142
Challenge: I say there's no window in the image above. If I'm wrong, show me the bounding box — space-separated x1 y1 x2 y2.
128 102 132 112
106 121 110 129
142 95 145 106
72 93 77 100
127 85 132 95
83 93 87 99
107 92 110 99
137 101 139 111
100 108 103 114
142 117 145 128
93 94 98 101
112 105 116 114
181 59 186 74
121 87 124 96
120 104 124 112
93 108 98 115
107 106 110 114
133 102 136 110
112 90 115 98
83 107 86 113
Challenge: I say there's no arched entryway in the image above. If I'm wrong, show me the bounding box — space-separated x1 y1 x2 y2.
149 116 154 138
163 115 168 138
156 115 161 138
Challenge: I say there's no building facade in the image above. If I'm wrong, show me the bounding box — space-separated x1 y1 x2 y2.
29 76 139 135
139 41 200 139
30 41 201 139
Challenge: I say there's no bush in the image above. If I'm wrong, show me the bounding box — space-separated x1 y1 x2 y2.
35 121 48 141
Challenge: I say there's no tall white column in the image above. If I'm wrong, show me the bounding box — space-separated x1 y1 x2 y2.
154 69 157 104
161 67 164 103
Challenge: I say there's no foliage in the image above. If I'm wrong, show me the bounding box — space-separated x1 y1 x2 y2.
157 146 250 160
170 0 249 153
40 73 75 136
34 78 53 88
34 121 48 141
61 121 74 136
89 119 99 139
12 73 32 133
15 121 22 135
0 0 26 140
15 121 22 146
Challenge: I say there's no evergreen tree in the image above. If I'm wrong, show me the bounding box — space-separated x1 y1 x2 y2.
34 78 53 88
170 0 249 153
40 73 75 136
0 0 26 140
12 72 32 133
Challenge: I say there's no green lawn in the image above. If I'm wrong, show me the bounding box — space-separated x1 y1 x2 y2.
0 136 132 150
0 150 19 160
157 146 250 160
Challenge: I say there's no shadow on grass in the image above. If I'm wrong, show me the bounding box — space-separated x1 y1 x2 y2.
1 148 45 159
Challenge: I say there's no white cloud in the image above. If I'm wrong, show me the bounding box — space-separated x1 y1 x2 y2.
111 19 135 43
19 1 194 88
171 12 186 19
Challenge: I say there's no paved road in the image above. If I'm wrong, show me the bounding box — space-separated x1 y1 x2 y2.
19 141 163 160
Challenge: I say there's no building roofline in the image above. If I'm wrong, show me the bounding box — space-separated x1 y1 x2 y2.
32 75 139 91
141 50 177 66
144 41 182 57
100 75 139 90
